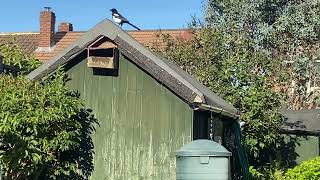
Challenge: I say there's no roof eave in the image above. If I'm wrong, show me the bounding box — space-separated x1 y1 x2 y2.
197 103 240 119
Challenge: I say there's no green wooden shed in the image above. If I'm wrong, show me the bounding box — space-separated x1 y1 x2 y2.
27 19 247 179
281 109 320 165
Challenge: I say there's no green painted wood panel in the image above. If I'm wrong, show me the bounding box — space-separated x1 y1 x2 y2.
282 134 319 164
66 54 193 179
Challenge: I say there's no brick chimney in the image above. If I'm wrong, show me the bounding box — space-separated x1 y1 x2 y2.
58 22 73 32
38 7 55 52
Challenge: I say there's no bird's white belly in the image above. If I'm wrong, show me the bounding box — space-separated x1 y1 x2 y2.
113 17 122 23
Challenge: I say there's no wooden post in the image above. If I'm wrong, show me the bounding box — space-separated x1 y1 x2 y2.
0 163 2 180
0 55 3 73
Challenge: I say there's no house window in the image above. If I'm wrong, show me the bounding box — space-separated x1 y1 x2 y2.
284 60 320 94
309 60 320 92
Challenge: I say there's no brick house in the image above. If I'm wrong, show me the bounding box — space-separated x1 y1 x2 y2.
0 8 192 62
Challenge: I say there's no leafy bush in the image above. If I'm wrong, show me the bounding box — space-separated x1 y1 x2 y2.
249 166 264 179
249 165 285 180
0 42 41 74
0 72 96 179
284 156 320 180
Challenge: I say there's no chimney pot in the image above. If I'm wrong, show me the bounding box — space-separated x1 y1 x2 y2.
58 22 73 32
44 7 52 12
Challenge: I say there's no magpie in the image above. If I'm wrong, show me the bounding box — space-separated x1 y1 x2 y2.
110 8 141 30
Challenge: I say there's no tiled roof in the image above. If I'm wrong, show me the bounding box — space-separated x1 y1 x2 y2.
0 33 39 54
128 29 192 49
0 29 192 61
36 32 84 61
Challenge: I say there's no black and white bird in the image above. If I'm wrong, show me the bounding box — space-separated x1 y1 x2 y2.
110 8 141 30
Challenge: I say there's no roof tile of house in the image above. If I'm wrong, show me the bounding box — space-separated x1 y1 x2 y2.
0 33 39 54
0 29 192 61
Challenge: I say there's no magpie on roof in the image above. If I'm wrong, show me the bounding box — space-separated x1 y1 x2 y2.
26 19 239 118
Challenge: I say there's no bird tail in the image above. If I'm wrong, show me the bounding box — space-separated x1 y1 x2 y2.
127 22 141 31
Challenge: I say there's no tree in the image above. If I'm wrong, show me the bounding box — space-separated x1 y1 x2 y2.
157 0 320 177
273 1 320 109
205 0 320 109
156 25 285 177
0 44 96 179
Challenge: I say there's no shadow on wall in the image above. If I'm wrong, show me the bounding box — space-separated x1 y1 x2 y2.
277 135 299 168
39 91 99 179
247 135 299 170
279 134 320 166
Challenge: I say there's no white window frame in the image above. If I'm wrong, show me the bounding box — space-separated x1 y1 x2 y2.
308 60 320 93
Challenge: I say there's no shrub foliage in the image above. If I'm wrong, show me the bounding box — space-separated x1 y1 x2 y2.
0 43 96 179
0 72 96 179
284 156 320 180
0 42 41 74
0 72 95 179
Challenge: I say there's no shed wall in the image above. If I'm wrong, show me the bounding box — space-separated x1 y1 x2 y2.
66 53 193 179
282 134 319 164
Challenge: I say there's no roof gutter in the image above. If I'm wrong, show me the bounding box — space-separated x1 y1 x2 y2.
280 128 320 136
197 103 240 119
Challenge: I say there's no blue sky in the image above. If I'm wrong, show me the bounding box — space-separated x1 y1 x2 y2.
0 0 204 32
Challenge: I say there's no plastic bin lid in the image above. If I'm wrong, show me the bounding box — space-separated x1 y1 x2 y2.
176 139 231 157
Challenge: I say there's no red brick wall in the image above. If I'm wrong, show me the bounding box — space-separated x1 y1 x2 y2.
58 22 73 32
39 10 55 47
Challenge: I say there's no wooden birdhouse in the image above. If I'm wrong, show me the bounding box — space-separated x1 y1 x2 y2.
87 36 119 69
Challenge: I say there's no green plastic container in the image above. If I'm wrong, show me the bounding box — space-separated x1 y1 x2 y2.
176 140 231 180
